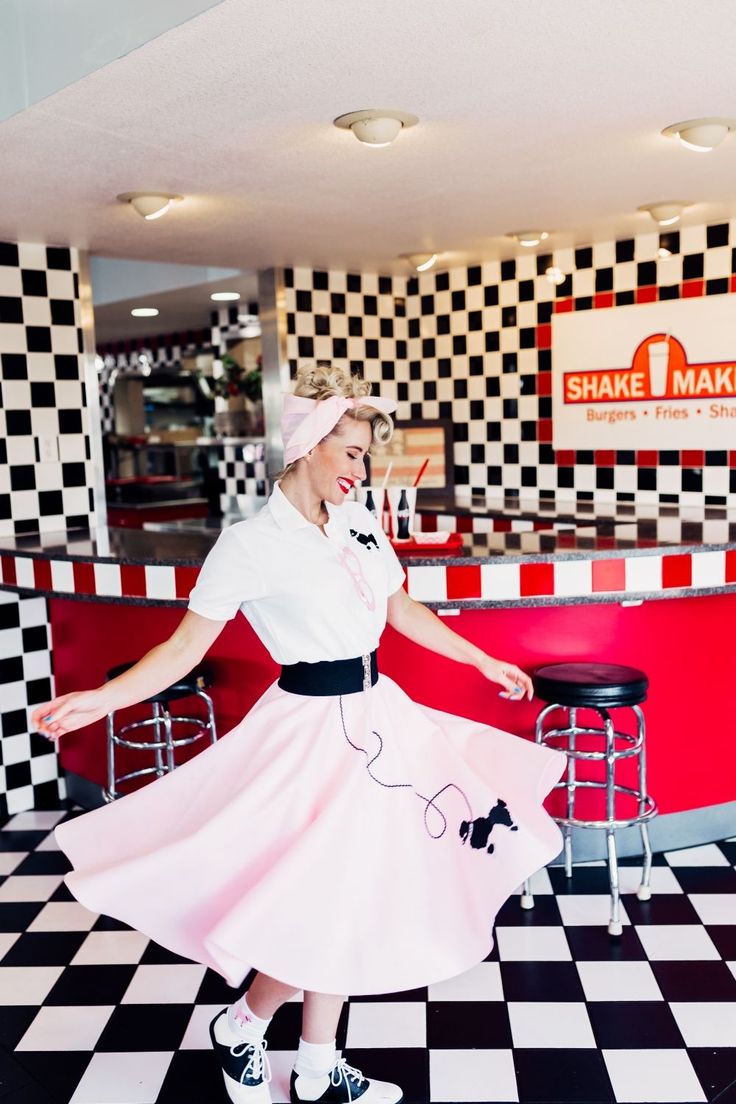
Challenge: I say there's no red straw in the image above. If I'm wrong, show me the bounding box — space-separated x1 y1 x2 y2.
413 458 430 488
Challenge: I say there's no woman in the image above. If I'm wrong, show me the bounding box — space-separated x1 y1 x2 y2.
34 366 564 1104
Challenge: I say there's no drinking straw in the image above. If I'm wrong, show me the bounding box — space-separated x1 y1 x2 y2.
380 461 393 492
413 457 430 488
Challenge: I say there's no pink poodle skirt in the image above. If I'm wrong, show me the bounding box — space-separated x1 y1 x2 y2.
55 675 564 995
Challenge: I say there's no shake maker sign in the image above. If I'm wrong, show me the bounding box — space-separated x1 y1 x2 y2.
552 296 736 448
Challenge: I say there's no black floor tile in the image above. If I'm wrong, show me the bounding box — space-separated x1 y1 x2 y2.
0 1050 52 1103
548 867 613 894
564 924 646 960
0 1006 39 1051
651 960 736 1001
44 963 138 1005
49 881 76 902
95 1002 193 1051
0 831 48 852
706 925 736 960
14 850 72 875
260 999 303 1048
426 1000 512 1048
688 1047 736 1102
1 930 87 966
92 913 133 932
717 840 736 864
587 1000 685 1049
672 867 736 894
13 1050 92 1104
155 1049 225 1104
351 985 429 1002
139 939 195 966
195 966 246 1004
622 893 702 925
514 1047 615 1102
500 961 586 1002
0 902 44 931
344 1047 428 1104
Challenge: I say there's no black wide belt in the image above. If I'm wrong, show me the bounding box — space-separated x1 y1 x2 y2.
278 651 378 696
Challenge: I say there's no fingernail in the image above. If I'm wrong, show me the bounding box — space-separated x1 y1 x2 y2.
42 714 54 722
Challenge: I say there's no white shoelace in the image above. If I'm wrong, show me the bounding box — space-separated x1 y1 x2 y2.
331 1058 365 1101
230 1037 273 1085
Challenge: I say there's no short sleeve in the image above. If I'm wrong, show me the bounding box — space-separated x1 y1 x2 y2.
187 525 268 621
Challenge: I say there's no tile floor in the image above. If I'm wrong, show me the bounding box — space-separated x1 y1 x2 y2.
1 806 735 1103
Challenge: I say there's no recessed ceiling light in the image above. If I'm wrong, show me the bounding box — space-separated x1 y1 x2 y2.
508 230 549 247
545 266 566 286
334 109 419 147
657 246 672 259
210 291 241 301
399 252 438 272
117 192 183 220
662 117 736 152
130 307 159 318
638 201 691 226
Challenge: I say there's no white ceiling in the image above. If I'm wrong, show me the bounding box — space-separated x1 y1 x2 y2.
2 0 736 275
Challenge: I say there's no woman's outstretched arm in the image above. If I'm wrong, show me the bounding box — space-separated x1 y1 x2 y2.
31 610 226 741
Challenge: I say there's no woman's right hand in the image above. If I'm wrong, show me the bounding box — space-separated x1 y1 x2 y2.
31 689 110 743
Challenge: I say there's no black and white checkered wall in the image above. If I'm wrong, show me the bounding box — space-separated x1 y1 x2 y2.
285 220 736 506
0 239 94 815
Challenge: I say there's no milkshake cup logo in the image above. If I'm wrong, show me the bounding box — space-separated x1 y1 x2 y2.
647 338 670 397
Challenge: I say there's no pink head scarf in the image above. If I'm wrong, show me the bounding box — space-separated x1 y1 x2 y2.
281 392 397 465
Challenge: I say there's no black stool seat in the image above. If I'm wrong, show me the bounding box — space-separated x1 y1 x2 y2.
533 662 648 708
106 662 213 705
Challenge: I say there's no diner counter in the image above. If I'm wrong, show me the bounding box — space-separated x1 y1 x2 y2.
1 496 735 608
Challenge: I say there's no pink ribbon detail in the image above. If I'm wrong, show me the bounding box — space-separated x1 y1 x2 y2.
281 392 397 465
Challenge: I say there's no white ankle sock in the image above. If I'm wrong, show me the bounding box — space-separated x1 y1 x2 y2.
293 1037 337 1079
227 994 272 1042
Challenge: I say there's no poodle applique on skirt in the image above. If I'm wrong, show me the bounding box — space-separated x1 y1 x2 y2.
55 675 564 995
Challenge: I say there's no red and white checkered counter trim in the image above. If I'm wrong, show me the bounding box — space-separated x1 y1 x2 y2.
2 547 736 608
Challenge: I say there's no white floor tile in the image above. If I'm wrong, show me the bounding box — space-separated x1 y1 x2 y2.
495 926 571 961
635 924 720 961
0 852 28 875
17 1004 115 1051
0 932 20 960
688 892 736 925
664 843 730 867
670 1001 736 1046
4 810 67 831
576 961 662 1002
29 901 99 931
0 874 64 902
513 867 554 895
556 894 631 927
347 1001 426 1049
0 965 64 1005
429 1048 518 1102
121 963 207 1004
71 930 150 966
508 1001 596 1048
35 831 63 851
428 962 503 1002
618 866 683 895
69 1051 173 1103
603 1048 706 1102
180 1004 229 1049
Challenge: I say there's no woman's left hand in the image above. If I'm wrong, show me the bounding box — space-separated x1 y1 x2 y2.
478 656 534 701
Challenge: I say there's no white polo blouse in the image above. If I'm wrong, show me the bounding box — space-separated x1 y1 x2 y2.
187 482 406 665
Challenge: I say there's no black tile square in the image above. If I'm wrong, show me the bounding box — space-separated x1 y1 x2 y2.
312 270 328 290
688 1047 736 1102
427 1000 511 1048
50 299 75 325
0 901 45 930
295 289 312 312
46 246 72 270
500 259 516 281
706 924 736 959
349 1047 428 1104
44 963 138 1005
514 1047 614 1103
0 241 20 266
26 326 52 353
484 284 499 306
346 273 361 293
564 924 646 960
0 1006 38 1051
707 222 729 248
622 893 702 925
363 294 377 316
96 1002 192 1051
616 238 635 263
0 296 23 323
154 1049 222 1104
652 960 736 1001
485 331 500 352
683 253 705 280
1 352 27 378
671 866 736 893
5 409 31 435
21 269 48 297
467 264 481 285
1 930 86 966
501 961 584 1002
195 966 244 1004
588 1000 684 1049
575 247 593 269
595 267 613 292
548 867 612 895
30 381 55 407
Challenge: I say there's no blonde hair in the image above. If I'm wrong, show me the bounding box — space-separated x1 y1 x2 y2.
278 364 394 478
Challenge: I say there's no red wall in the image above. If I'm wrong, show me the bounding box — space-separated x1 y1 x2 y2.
50 593 736 815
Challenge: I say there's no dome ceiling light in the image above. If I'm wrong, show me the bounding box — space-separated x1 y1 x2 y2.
545 266 566 286
638 201 691 226
333 109 419 147
507 230 549 247
210 291 241 301
662 117 736 152
117 192 183 220
130 307 159 318
399 252 438 272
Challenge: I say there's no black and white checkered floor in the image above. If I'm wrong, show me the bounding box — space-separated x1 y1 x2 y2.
1 806 735 1104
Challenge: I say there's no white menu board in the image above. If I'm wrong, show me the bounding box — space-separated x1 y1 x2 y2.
552 296 736 448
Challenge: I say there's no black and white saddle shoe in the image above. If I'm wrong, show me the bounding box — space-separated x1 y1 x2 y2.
290 1057 403 1103
209 1009 273 1104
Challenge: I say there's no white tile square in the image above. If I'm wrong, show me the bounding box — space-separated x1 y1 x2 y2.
0 852 28 875
514 866 554 895
688 893 736 925
553 559 592 597
17 1004 115 1051
576 961 662 1002
50 558 75 592
635 924 720 961
603 1048 706 1102
29 901 99 932
406 565 447 602
69 1050 173 1103
0 965 64 1005
428 961 503 1002
0 874 64 902
556 894 631 927
180 1004 229 1049
346 1001 426 1048
429 1048 518 1102
0 932 21 959
625 555 662 592
508 1001 596 1048
4 810 66 831
480 562 520 600
690 550 726 587
665 843 730 866
93 562 122 597
35 830 63 851
72 930 150 966
495 926 571 961
144 565 176 600
670 1001 736 1046
618 866 683 895
121 964 207 1004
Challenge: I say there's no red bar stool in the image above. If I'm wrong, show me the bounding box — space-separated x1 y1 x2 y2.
521 662 658 935
103 662 217 802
